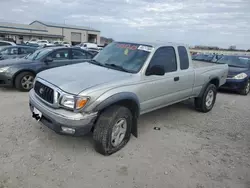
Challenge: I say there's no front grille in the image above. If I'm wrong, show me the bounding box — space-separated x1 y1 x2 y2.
34 81 54 104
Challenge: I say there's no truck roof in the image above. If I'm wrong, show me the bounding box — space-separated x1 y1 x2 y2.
116 41 188 48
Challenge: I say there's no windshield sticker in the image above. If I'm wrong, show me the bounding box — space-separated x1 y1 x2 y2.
124 48 129 56
138 45 153 52
116 43 138 50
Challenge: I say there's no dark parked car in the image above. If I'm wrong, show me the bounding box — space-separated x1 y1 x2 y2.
219 55 250 95
193 53 223 63
0 46 36 60
0 47 94 91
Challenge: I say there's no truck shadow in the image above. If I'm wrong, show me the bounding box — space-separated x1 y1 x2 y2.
137 99 196 134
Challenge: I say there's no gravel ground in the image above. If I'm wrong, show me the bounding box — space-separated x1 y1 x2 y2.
0 88 249 188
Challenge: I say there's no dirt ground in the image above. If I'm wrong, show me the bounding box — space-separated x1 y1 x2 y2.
0 88 249 188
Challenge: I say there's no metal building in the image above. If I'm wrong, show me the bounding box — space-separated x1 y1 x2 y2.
0 20 100 45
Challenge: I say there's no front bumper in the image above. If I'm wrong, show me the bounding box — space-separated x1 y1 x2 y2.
0 72 13 87
29 89 98 136
220 78 248 91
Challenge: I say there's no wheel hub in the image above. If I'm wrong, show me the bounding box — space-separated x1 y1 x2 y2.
205 90 214 107
245 82 250 93
111 118 127 147
21 75 34 90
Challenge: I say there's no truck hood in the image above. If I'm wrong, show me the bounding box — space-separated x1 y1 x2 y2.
37 62 133 94
0 58 33 67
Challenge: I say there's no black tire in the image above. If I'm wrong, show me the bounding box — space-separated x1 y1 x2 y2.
15 71 35 91
93 105 132 155
240 80 250 95
195 84 217 113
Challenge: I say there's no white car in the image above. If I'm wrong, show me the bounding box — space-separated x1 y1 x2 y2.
0 40 16 46
26 38 38 44
79 42 98 50
53 41 71 47
37 40 54 47
61 41 71 47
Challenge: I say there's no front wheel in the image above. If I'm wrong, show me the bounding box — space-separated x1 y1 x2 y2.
195 84 217 113
15 71 35 91
93 105 132 155
240 80 250 95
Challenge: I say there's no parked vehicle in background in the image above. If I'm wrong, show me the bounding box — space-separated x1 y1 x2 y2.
0 46 36 60
0 40 16 46
29 41 228 155
0 47 94 91
77 42 98 50
193 53 223 63
218 55 250 95
24 42 40 48
61 41 71 47
53 41 71 47
36 40 54 47
26 38 38 44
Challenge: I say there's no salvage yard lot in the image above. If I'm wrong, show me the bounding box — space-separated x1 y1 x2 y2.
0 88 249 188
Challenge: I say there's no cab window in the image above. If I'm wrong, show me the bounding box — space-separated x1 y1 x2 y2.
178 46 189 70
148 46 177 73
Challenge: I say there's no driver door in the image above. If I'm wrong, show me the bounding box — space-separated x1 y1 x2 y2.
138 46 182 114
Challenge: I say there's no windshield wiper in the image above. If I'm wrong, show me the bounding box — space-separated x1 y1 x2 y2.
228 65 246 68
89 59 103 66
104 63 132 73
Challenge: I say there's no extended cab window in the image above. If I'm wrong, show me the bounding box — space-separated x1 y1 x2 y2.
148 46 177 73
178 46 189 70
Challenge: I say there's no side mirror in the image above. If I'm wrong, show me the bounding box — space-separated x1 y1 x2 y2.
44 57 53 63
146 65 165 76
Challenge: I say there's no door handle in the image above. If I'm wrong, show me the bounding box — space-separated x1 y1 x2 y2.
174 77 179 81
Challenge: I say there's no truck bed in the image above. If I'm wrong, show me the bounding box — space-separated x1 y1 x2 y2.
193 60 217 68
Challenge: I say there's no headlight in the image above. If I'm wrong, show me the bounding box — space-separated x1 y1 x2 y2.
233 73 248 79
0 66 10 73
60 95 89 110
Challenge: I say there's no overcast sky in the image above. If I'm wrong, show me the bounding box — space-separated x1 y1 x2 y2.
0 0 250 49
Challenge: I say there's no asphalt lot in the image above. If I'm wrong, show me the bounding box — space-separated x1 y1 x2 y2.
0 88 249 188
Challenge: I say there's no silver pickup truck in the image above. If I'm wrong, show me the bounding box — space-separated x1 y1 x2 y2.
29 41 228 155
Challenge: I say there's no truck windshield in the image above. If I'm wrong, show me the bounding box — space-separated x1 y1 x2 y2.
92 42 152 73
217 55 250 68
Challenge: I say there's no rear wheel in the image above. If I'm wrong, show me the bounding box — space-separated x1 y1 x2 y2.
93 105 132 155
240 80 250 95
15 71 35 91
195 84 217 113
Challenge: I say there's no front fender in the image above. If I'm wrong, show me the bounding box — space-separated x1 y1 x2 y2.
93 92 140 112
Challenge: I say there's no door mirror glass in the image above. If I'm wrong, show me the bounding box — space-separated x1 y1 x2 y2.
44 56 53 63
146 65 165 76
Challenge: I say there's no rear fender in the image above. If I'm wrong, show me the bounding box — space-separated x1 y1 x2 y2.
198 77 219 97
